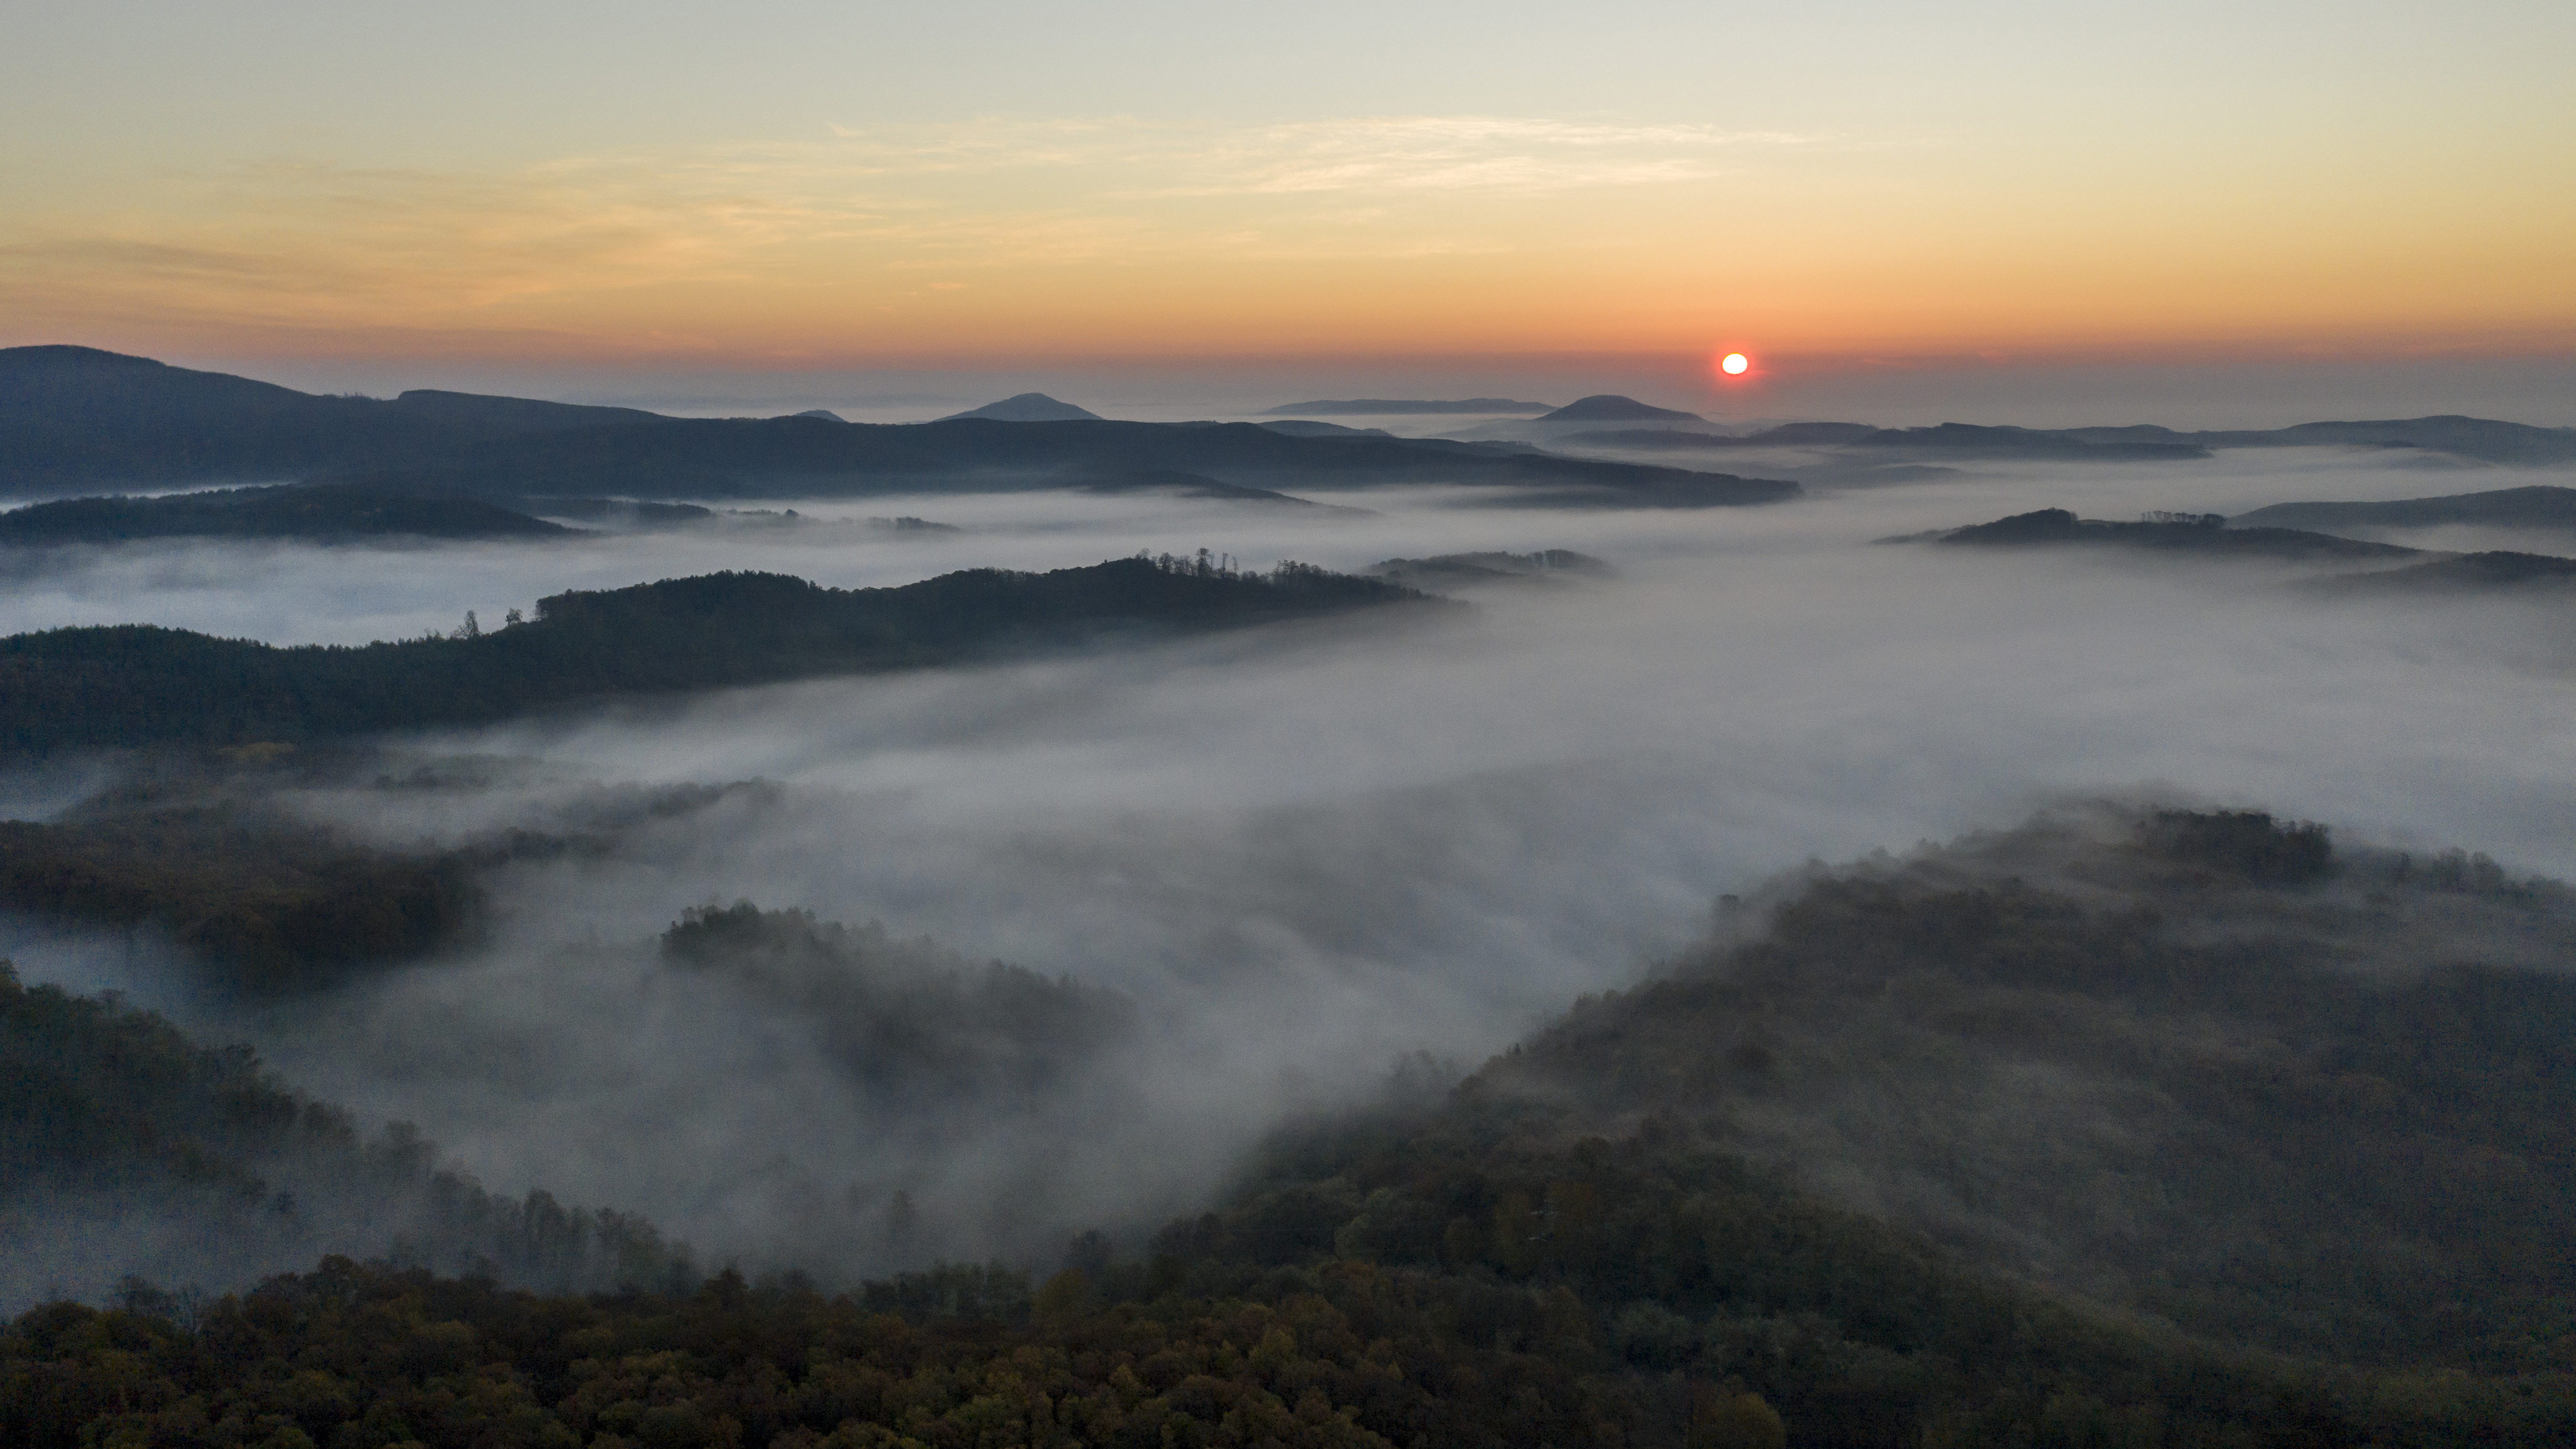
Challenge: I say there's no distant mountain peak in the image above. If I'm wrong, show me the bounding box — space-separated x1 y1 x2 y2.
790 409 848 422
940 393 1104 423
1538 395 1705 423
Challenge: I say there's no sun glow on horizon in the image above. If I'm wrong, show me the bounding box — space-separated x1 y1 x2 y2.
1720 352 1751 376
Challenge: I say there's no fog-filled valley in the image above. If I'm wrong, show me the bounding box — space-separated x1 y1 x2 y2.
11 389 2576 1445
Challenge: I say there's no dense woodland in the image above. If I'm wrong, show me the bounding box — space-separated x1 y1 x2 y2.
0 556 1433 759
0 962 699 1315
0 484 573 546
0 753 774 987
1930 509 2419 560
9 808 2576 1446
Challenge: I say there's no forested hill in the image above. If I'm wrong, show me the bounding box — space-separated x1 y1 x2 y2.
1922 506 2422 559
0 556 1432 758
0 962 697 1311
16 809 2576 1447
0 482 573 545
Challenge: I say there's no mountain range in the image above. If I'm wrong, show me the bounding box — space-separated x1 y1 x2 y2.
0 349 1796 509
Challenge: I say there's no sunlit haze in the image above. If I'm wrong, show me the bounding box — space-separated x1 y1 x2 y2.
4 1 2570 421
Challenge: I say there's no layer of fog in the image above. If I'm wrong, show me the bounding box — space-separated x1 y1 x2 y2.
9 444 2576 1288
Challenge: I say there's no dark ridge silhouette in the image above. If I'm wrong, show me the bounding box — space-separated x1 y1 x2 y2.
2321 550 2576 593
0 348 1795 508
1536 394 1705 423
1075 467 1333 506
0 345 666 488
0 482 573 545
2233 484 2576 533
0 556 1437 759
1255 419 1394 438
1569 417 2576 465
515 495 715 528
1263 397 1555 415
2189 415 2576 464
937 392 1105 422
1367 548 1618 589
789 407 848 422
1571 421 2208 459
1922 507 2421 559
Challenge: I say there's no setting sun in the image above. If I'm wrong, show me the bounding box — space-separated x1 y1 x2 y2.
1720 352 1751 376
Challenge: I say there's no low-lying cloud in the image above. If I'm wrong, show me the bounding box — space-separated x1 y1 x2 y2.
10 446 2576 1290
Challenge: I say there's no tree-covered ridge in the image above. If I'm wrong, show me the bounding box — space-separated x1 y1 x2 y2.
0 484 573 546
0 963 697 1312
0 757 776 988
1923 507 2421 559
662 903 1136 1107
11 808 2576 1444
0 556 1435 760
0 807 482 991
1453 806 2576 1372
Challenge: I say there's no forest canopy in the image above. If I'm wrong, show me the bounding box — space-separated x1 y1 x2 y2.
0 555 1435 760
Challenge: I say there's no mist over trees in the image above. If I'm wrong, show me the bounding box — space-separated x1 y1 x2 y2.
12 806 2576 1446
0 556 1434 759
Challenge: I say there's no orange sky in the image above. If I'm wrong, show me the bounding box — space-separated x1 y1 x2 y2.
4 3 2571 379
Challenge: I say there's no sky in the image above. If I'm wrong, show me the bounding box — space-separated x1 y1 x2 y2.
3 1 2572 421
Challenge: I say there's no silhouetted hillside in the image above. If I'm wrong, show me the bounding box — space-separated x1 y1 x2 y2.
1537 395 1705 423
2316 549 2576 593
1575 423 2208 460
1 349 1796 507
1266 398 1554 415
0 346 665 489
1923 507 2420 559
0 482 571 545
1367 549 1618 589
2233 483 2576 533
0 556 1435 759
940 393 1105 422
2192 415 2576 464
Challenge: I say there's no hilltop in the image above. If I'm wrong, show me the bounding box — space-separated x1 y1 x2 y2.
939 392 1106 422
1537 394 1706 423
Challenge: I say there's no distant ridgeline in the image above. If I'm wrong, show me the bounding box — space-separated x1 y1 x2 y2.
0 347 1799 508
0 556 1433 759
1560 416 2576 464
1909 506 2576 589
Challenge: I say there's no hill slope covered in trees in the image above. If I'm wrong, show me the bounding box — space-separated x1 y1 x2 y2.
8 806 2576 1446
0 555 1435 759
